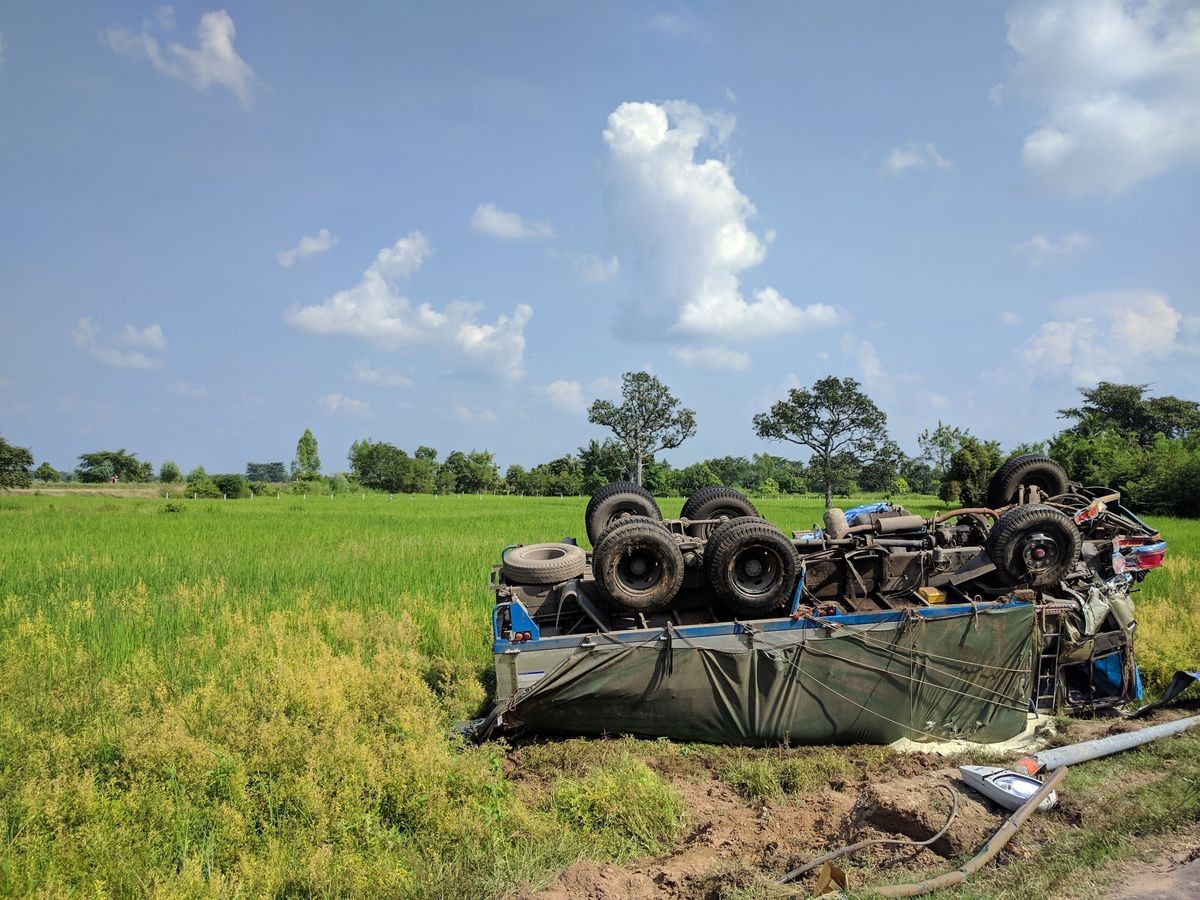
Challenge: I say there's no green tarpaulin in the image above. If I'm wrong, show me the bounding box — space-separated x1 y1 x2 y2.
504 604 1033 745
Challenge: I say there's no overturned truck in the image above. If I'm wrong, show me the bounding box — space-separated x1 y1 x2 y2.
481 456 1167 745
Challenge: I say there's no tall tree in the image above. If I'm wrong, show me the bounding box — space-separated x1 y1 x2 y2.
587 372 697 487
917 421 969 480
159 460 182 483
0 436 34 488
753 376 896 508
76 449 152 483
292 428 321 479
940 436 1003 506
1059 382 1200 446
577 439 631 492
34 462 60 483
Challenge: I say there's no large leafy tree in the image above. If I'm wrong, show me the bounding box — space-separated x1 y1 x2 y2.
245 461 286 483
76 449 152 483
0 436 34 488
587 372 697 487
577 439 631 493
159 460 183 483
940 436 1003 506
292 428 321 479
1059 382 1200 446
753 376 897 509
34 462 60 483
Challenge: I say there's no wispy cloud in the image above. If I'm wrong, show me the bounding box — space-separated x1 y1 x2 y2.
277 228 337 267
670 345 751 371
72 317 166 369
101 9 263 107
535 380 586 413
573 254 620 283
1013 231 1091 265
352 360 413 388
882 140 952 173
469 203 554 240
320 393 373 418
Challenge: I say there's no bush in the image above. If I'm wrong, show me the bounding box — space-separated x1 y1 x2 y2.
161 502 186 514
550 753 685 859
158 460 181 483
210 473 251 499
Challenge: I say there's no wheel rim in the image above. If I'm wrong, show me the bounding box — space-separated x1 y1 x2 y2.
616 545 664 593
729 544 782 597
1020 530 1063 575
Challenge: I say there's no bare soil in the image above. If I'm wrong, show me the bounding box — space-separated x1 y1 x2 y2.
531 757 1006 898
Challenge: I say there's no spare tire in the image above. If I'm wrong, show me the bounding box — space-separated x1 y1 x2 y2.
592 519 685 613
987 455 1070 508
680 486 759 538
502 542 587 585
707 519 800 616
986 504 1081 588
585 482 662 546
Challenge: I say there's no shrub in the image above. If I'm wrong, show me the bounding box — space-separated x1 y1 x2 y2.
210 473 251 499
550 753 685 859
161 502 186 514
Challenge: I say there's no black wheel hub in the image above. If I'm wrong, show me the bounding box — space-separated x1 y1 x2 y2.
617 547 662 591
730 546 781 596
1020 531 1062 574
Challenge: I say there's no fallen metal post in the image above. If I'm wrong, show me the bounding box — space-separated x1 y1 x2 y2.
1018 714 1200 774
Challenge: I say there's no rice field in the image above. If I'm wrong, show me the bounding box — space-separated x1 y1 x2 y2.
0 492 1196 897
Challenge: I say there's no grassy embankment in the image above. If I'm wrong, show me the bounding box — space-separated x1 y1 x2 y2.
0 492 1196 896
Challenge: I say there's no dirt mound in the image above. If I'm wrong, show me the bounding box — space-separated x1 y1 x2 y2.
535 862 660 900
534 764 989 898
857 770 999 857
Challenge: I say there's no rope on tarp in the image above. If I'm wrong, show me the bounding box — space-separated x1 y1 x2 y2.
756 631 1031 715
801 613 1031 674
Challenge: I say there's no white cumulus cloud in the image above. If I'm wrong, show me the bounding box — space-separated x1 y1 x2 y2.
286 231 532 382
998 0 1200 194
101 9 262 107
448 401 497 424
670 345 752 371
881 140 952 173
1006 290 1182 384
469 203 554 240
320 393 373 419
72 317 166 369
277 228 337 266
535 380 586 413
1013 231 1092 265
603 100 843 342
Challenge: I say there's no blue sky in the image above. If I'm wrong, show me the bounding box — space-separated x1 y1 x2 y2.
1 1 1198 475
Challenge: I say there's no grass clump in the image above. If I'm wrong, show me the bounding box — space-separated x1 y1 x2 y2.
722 747 863 800
550 752 685 859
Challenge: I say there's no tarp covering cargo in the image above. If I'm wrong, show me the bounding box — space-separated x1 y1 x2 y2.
499 602 1033 745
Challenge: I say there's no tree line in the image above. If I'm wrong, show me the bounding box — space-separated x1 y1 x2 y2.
2 376 1197 515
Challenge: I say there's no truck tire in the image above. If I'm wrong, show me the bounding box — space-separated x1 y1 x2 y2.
680 486 759 538
585 482 662 546
502 543 587 585
707 519 800 616
986 455 1070 508
593 514 668 548
592 519 685 613
986 504 1081 588
703 515 772 553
